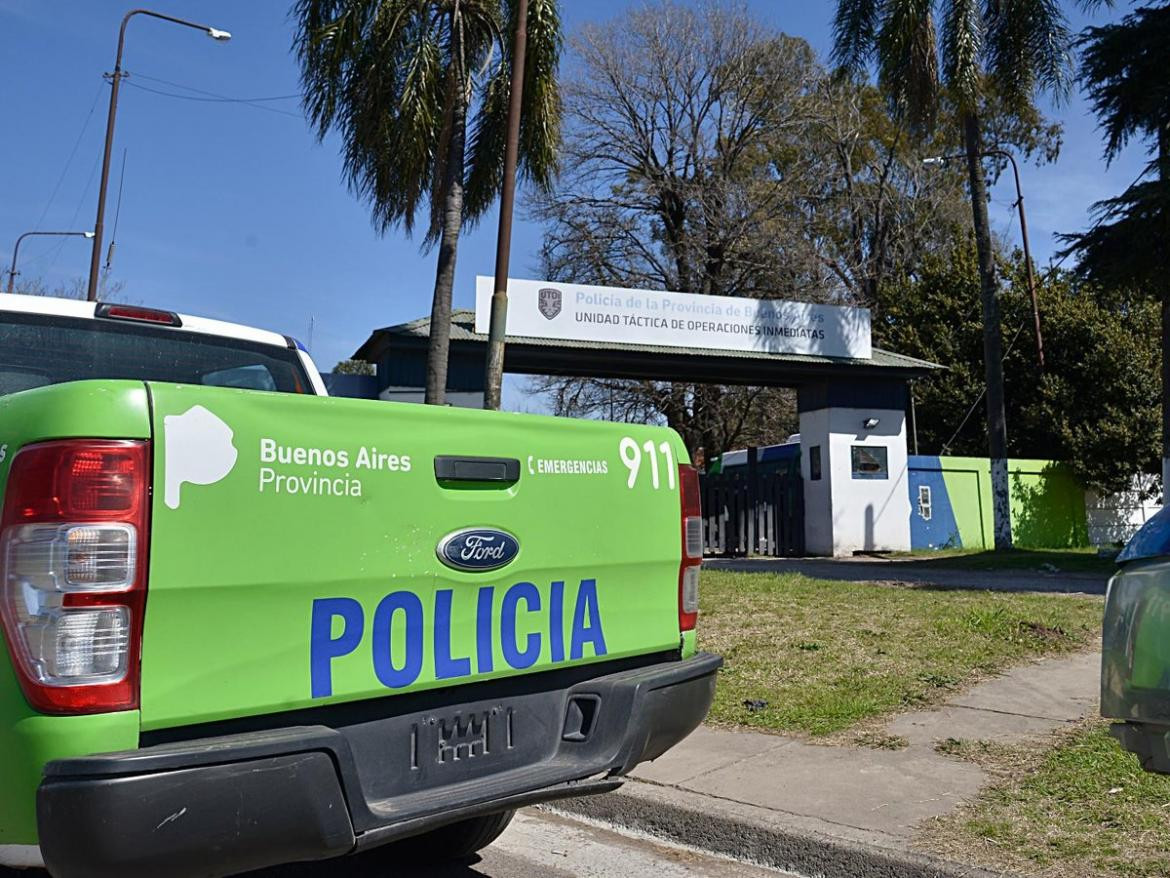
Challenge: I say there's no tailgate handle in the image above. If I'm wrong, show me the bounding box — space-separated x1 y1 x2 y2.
434 455 520 483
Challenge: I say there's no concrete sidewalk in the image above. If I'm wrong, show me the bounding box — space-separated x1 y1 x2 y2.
552 650 1100 878
705 557 1110 594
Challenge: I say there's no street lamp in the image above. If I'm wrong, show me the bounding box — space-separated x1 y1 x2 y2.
7 231 95 294
86 8 232 302
923 150 1044 369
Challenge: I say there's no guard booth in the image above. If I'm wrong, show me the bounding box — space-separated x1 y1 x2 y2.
349 278 940 557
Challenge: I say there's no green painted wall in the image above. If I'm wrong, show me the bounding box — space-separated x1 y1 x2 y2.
932 457 1089 549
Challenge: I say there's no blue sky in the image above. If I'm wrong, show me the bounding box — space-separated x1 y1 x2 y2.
0 1 1147 409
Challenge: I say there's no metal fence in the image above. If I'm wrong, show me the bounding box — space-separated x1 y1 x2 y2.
700 471 805 557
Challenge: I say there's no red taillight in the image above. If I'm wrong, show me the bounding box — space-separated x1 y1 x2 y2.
95 303 182 327
678 464 702 631
0 440 150 714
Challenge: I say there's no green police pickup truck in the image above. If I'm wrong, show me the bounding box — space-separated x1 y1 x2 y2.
0 294 719 877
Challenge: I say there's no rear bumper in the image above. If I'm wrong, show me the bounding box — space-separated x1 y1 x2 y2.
37 651 721 878
1110 721 1170 774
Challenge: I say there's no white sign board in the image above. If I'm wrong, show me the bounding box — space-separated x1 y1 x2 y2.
475 277 871 360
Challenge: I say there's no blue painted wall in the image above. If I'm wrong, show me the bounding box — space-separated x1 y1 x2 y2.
907 456 963 549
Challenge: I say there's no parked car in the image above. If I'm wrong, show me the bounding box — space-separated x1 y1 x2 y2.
0 294 719 876
1102 501 1170 773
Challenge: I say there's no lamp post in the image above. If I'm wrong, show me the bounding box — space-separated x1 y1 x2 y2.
7 231 95 294
924 150 1044 369
86 8 231 302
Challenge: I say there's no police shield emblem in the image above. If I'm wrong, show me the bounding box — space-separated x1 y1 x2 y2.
538 287 562 320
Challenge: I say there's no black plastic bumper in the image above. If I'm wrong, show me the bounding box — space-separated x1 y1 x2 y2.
1110 721 1170 774
37 651 721 878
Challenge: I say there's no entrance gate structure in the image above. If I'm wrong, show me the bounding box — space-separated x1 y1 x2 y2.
352 309 940 557
701 468 805 557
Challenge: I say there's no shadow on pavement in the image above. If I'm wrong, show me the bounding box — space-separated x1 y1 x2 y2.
703 556 1111 595
881 549 1115 575
252 854 491 877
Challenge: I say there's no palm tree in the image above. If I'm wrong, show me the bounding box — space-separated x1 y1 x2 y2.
294 0 561 404
832 0 1083 550
1060 2 1170 492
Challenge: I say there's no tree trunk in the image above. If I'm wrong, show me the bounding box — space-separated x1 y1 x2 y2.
425 85 468 406
962 110 1013 550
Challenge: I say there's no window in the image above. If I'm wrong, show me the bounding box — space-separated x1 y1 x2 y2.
202 364 278 392
851 445 888 480
809 445 822 481
917 485 932 520
0 312 312 397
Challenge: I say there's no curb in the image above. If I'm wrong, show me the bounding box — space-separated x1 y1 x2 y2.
544 780 1007 878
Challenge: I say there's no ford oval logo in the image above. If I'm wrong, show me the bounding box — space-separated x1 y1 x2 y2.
437 528 519 572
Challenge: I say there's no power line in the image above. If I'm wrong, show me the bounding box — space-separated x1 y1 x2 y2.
109 149 128 245
131 70 302 102
102 149 128 288
31 79 105 233
39 151 103 279
18 73 307 286
939 318 1030 455
941 255 1071 455
122 80 303 119
122 70 304 119
937 159 1154 453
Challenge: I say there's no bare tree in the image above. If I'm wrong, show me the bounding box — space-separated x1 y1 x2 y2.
530 1 1051 454
530 3 826 454
9 276 128 301
538 6 828 300
793 86 963 308
529 373 798 461
795 82 1059 311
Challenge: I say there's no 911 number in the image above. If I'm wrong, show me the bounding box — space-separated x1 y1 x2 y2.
619 437 676 490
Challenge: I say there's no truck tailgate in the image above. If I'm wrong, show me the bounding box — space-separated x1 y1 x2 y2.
139 385 686 730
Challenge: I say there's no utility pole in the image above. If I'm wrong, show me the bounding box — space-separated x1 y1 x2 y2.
483 0 529 410
924 146 1048 551
924 149 1044 369
998 150 1044 370
909 382 919 455
87 9 231 302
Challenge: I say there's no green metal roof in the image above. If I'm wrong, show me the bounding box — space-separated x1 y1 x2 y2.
355 309 942 374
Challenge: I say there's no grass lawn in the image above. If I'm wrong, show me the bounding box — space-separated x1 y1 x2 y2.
699 570 1103 735
890 547 1117 575
923 722 1170 878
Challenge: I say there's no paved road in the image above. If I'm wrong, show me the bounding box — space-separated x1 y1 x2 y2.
705 557 1110 594
264 809 797 877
